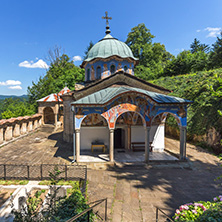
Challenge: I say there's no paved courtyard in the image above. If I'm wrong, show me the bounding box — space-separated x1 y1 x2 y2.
0 125 222 221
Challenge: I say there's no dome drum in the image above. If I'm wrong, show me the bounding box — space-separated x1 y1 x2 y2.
85 59 134 81
81 33 138 81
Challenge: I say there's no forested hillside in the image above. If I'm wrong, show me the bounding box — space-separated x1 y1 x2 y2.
151 69 222 152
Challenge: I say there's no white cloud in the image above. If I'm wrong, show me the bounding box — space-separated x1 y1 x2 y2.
8 85 22 90
0 80 22 86
196 29 201 32
204 27 222 37
19 59 49 69
73 56 82 62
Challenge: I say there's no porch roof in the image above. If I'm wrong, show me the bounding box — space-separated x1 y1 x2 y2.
71 86 192 105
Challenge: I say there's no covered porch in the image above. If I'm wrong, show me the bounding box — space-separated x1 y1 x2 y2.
71 86 191 163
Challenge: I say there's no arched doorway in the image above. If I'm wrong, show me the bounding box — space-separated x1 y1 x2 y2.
114 111 146 162
43 107 55 124
79 113 109 162
151 112 180 160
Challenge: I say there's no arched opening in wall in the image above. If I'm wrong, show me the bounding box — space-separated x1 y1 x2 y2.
87 68 90 81
96 66 101 79
80 113 109 162
43 107 55 125
110 64 116 74
151 113 180 160
114 111 145 162
124 65 128 72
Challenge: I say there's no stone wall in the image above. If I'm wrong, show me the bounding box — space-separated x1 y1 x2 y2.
166 125 222 153
0 114 42 145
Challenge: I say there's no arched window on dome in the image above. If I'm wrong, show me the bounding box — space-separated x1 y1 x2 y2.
87 69 90 81
96 66 101 79
110 64 116 74
124 65 128 72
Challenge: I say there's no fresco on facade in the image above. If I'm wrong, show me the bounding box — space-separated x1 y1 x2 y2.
102 64 109 79
81 113 107 126
116 112 142 125
73 93 187 129
117 63 123 72
102 103 142 128
91 66 95 80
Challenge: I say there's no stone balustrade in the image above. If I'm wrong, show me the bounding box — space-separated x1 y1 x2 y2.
0 114 42 145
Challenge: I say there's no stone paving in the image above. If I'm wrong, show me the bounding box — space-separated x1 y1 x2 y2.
80 150 177 162
0 125 222 221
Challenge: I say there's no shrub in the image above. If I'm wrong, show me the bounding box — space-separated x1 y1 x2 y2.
173 195 222 221
196 202 222 222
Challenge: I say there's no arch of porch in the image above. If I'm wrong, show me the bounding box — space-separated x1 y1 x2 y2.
72 99 188 163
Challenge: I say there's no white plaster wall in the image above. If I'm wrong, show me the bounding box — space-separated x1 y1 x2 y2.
131 126 145 143
80 127 109 150
150 124 165 151
131 124 165 152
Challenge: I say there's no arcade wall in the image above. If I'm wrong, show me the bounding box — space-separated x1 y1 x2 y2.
0 114 42 145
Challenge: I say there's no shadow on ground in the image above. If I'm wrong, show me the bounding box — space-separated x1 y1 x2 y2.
106 157 222 217
48 131 73 162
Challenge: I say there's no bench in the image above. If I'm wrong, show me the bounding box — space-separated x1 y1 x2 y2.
91 142 106 153
131 142 153 152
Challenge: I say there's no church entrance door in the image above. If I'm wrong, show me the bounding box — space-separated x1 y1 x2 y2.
114 128 125 149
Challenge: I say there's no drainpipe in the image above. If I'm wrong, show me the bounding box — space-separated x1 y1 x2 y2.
72 106 76 163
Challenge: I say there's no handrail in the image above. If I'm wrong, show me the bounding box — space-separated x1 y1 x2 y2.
66 198 107 222
156 207 174 222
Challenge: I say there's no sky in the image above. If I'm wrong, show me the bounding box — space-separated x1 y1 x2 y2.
0 0 222 96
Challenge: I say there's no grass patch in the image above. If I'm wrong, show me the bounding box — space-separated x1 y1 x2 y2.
38 180 79 187
0 180 29 185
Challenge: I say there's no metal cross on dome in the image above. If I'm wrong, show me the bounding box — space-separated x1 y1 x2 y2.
102 11 112 26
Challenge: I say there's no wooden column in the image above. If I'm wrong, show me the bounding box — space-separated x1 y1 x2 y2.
145 127 151 162
55 114 58 126
127 125 131 150
180 126 187 160
75 129 80 162
109 129 114 162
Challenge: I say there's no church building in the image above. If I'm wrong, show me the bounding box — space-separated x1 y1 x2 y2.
38 13 191 163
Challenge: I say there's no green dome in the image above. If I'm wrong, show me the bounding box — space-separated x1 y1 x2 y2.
84 34 138 63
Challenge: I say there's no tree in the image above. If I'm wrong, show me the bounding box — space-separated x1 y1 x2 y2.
126 23 172 80
0 98 35 119
83 41 94 59
190 38 209 54
209 32 222 68
126 23 154 64
27 54 85 106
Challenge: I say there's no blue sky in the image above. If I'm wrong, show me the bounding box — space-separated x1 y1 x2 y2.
0 0 221 96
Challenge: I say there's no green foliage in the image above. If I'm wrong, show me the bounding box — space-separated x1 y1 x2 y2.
0 180 29 185
196 202 222 222
27 54 85 105
125 23 173 80
209 32 222 69
84 40 94 59
152 69 222 140
0 98 35 119
173 197 222 222
163 50 209 76
12 166 92 222
190 38 210 54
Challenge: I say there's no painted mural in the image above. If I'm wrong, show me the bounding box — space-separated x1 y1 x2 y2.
81 113 107 126
102 64 109 79
91 66 95 80
116 112 143 125
74 93 187 129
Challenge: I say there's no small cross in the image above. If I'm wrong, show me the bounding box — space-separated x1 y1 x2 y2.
102 11 112 26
